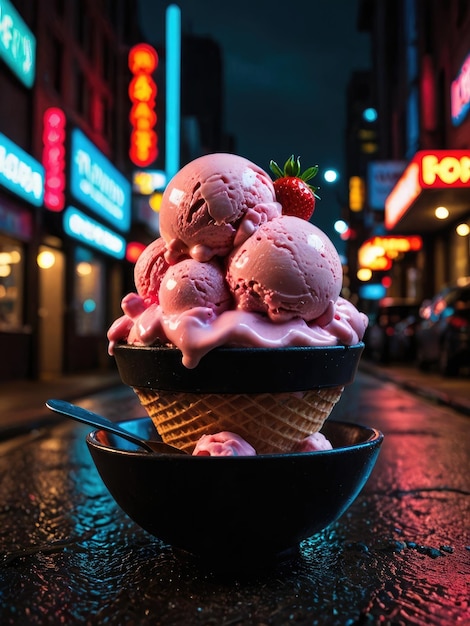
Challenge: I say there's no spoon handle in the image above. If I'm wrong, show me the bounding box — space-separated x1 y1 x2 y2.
45 398 155 452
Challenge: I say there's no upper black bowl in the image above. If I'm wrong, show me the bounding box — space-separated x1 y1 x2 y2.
86 417 382 569
113 343 365 393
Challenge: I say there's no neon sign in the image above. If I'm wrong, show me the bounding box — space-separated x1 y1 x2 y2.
63 206 126 259
0 132 44 206
385 150 470 229
42 107 66 211
70 128 131 232
420 151 470 187
0 0 36 88
358 236 422 271
451 52 470 126
128 43 158 167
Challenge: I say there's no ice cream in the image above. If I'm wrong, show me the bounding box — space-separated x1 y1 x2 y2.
192 431 256 456
134 236 170 302
108 152 368 455
296 432 333 452
159 152 281 263
158 258 232 316
226 215 342 324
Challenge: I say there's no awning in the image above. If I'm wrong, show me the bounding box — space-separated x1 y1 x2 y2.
385 150 470 233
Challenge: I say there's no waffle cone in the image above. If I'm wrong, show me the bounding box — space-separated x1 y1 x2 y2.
133 386 344 454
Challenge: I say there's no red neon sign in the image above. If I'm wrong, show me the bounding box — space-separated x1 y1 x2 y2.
42 107 66 212
128 44 158 167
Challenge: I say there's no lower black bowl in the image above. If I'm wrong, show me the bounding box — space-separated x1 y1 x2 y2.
86 418 383 568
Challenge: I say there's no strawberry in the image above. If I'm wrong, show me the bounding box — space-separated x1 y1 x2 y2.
269 155 320 220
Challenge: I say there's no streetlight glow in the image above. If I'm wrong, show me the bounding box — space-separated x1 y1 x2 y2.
323 169 338 183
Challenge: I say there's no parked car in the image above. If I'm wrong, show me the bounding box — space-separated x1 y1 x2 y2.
364 298 420 363
415 283 470 376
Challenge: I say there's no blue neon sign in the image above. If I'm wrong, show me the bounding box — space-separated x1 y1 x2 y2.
70 129 131 232
0 132 44 206
63 206 126 259
0 0 36 88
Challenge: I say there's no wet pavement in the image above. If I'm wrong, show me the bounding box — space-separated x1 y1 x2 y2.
0 364 469 625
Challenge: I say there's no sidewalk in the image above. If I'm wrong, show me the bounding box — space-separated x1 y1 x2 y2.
0 367 123 438
359 359 470 416
1 359 469 439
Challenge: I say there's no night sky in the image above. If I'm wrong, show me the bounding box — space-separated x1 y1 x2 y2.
137 0 370 247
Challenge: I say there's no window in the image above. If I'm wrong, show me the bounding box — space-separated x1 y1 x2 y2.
75 63 89 119
0 237 24 330
52 37 63 93
74 247 105 336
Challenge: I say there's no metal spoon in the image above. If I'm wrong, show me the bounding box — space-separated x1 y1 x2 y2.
45 399 187 455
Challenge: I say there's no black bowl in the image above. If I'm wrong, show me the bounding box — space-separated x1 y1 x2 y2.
113 343 365 393
86 418 383 568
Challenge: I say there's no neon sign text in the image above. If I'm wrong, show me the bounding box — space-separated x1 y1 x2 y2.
128 43 158 167
385 150 470 229
63 206 125 259
70 129 131 232
0 0 36 87
0 131 44 206
451 52 470 126
421 153 470 187
358 236 422 271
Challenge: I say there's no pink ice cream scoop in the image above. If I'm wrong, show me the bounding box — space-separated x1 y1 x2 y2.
158 258 232 316
159 153 281 263
295 432 333 452
226 215 343 323
134 237 171 302
192 432 257 456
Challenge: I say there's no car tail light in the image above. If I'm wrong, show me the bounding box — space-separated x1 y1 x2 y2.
448 315 470 330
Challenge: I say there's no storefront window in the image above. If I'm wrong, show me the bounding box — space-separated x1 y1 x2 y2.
74 247 105 336
0 236 24 330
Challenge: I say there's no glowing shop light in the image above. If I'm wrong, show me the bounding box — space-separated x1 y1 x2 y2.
435 206 449 219
456 223 470 237
63 206 126 259
37 250 56 269
357 268 372 281
76 261 92 276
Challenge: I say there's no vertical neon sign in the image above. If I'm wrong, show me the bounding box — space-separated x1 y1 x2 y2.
128 43 159 167
166 4 181 179
42 107 66 211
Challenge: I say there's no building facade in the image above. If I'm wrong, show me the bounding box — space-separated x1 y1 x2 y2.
350 0 470 308
0 0 140 381
0 1 230 382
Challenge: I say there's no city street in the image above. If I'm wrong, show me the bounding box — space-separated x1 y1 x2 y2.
0 369 469 625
